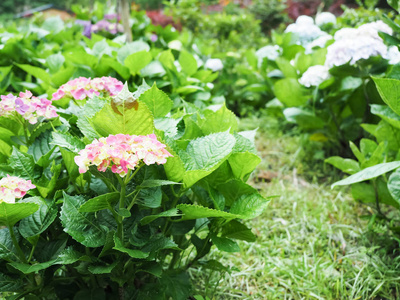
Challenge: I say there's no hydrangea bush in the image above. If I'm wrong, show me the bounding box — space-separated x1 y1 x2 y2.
0 78 269 299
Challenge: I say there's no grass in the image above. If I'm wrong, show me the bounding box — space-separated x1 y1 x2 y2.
190 116 400 299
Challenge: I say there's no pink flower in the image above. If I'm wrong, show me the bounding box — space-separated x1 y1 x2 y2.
52 77 124 101
0 91 58 124
75 134 173 177
0 175 36 204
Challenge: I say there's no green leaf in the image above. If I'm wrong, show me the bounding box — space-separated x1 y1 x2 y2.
60 193 107 247
181 132 236 188
228 152 261 180
284 108 325 130
372 77 400 116
160 271 192 300
79 192 120 213
124 50 152 76
113 236 149 258
138 180 181 189
221 220 256 242
198 104 238 134
276 57 298 78
211 235 240 252
73 289 106 300
332 161 400 188
46 53 65 74
76 96 107 140
88 261 117 274
0 228 19 261
9 260 57 274
274 78 308 107
370 104 400 129
15 63 51 86
179 50 197 76
0 202 39 227
325 156 361 174
19 203 57 238
51 132 85 153
91 102 154 136
139 84 173 117
177 204 241 220
217 180 258 206
9 147 39 181
137 187 162 208
388 168 400 205
0 273 22 292
117 41 150 64
352 179 399 208
230 193 270 220
140 209 181 225
141 235 180 252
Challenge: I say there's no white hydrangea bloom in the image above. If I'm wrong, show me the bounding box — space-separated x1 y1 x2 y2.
305 34 333 53
285 22 326 45
384 46 400 65
325 21 392 68
315 12 337 27
256 45 281 65
357 21 392 40
299 65 331 87
296 15 314 25
205 58 223 72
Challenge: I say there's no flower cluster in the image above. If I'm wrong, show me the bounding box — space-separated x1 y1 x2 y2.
52 77 124 101
299 65 331 87
325 21 395 68
0 91 58 124
0 175 35 204
74 134 173 177
205 58 223 72
91 20 124 35
315 12 336 27
285 15 328 45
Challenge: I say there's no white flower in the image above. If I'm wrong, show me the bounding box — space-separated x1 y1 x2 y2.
315 12 336 27
205 58 223 72
299 65 331 87
285 17 326 45
296 15 314 25
305 35 333 53
333 28 359 41
112 82 136 106
206 83 214 89
384 46 400 65
256 45 281 65
357 21 392 40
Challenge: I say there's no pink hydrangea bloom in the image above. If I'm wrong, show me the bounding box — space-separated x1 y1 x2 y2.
0 175 36 204
52 77 124 101
74 134 173 177
0 91 58 124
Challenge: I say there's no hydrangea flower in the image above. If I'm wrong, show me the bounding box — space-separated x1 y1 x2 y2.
315 12 336 27
52 77 124 101
385 46 400 65
299 65 331 87
91 19 123 34
205 58 223 72
256 45 281 64
285 15 327 45
0 175 35 204
325 21 393 68
0 91 58 124
305 35 333 54
75 134 173 177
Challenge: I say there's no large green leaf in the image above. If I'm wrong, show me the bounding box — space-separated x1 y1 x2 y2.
284 108 325 130
124 50 152 76
388 168 400 205
0 273 23 292
113 236 149 259
370 104 400 129
60 193 107 247
372 77 400 116
76 97 107 140
91 102 154 136
211 235 240 252
19 203 57 238
138 84 173 118
46 53 65 74
8 147 39 181
79 192 120 213
221 220 256 242
117 41 150 64
9 260 57 274
15 63 51 87
180 132 236 188
51 132 85 153
177 204 240 220
217 179 258 206
0 228 19 261
325 156 361 175
140 209 181 225
332 161 400 188
274 78 308 107
0 202 39 227
179 50 197 76
198 104 238 134
228 152 261 180
230 193 270 219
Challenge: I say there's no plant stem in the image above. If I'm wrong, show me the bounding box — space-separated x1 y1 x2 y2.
117 178 126 243
8 225 27 263
127 191 140 211
27 242 37 263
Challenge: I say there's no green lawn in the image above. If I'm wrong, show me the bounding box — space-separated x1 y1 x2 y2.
191 117 400 299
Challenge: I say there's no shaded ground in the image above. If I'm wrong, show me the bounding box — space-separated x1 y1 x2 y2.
191 116 400 300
